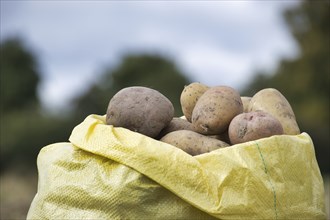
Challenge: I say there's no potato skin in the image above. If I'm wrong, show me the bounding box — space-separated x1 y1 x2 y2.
106 86 174 138
160 130 229 156
208 130 230 144
228 111 284 145
158 117 194 138
192 86 243 135
180 82 209 122
249 88 300 135
241 96 251 113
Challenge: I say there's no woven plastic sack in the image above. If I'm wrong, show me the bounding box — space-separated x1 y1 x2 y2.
27 114 326 219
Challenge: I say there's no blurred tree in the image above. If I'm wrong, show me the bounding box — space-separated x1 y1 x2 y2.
0 38 40 113
73 54 190 119
0 38 75 172
242 0 330 174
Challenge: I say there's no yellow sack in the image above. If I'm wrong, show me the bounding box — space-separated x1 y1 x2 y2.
27 114 326 219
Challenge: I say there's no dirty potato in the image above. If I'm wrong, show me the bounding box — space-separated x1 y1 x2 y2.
180 82 209 122
158 117 194 138
228 111 284 144
208 130 230 144
192 86 243 135
106 86 174 138
249 88 300 135
160 130 229 156
241 96 252 113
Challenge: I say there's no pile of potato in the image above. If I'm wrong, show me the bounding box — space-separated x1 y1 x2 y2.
106 83 300 156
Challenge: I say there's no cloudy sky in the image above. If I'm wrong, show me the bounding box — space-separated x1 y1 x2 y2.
0 1 300 112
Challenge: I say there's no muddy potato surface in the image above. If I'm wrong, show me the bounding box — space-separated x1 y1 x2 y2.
249 88 300 135
208 130 230 144
160 130 229 156
192 86 243 135
228 111 284 144
158 117 194 138
180 82 209 122
106 86 174 138
241 96 252 113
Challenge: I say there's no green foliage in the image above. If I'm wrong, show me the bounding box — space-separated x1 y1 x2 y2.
0 38 40 113
0 108 75 170
242 0 330 174
0 39 76 171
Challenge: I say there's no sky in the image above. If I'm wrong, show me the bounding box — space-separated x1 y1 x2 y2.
0 1 301 113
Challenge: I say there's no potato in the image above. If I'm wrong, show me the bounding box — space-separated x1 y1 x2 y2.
208 130 230 144
249 88 300 135
106 86 174 138
160 130 229 156
158 117 194 138
228 111 284 145
192 86 243 135
241 96 252 113
180 82 209 122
